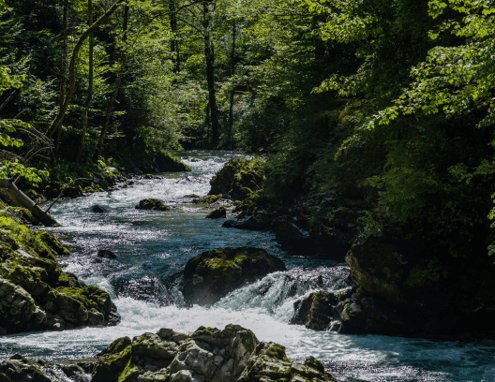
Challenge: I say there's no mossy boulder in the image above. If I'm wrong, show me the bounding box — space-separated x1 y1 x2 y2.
36 231 70 257
0 213 120 334
193 194 223 204
154 150 192 172
343 228 495 336
183 247 286 305
91 325 336 382
206 207 227 219
135 199 170 211
238 341 336 382
209 157 266 200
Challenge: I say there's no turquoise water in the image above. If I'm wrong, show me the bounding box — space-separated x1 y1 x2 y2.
0 151 494 382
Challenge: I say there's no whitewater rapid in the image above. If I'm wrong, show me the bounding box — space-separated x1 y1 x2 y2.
1 151 494 382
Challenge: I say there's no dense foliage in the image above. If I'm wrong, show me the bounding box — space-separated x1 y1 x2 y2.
1 0 495 258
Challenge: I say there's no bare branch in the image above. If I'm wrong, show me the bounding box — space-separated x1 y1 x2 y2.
0 89 17 114
45 177 92 214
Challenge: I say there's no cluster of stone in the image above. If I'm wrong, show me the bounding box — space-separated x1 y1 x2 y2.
0 325 337 382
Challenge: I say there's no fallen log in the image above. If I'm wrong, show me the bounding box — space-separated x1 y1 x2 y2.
0 178 58 226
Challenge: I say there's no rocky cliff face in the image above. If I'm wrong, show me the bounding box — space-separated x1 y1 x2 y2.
0 212 120 334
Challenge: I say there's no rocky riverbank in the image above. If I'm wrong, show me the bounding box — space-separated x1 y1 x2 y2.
0 325 336 382
17 151 191 204
0 203 120 334
214 157 495 339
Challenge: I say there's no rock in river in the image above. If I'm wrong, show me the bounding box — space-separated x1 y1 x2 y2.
135 198 170 211
183 247 286 305
98 250 117 259
91 325 337 382
206 207 227 219
0 325 336 382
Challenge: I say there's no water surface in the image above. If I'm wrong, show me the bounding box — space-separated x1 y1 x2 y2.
1 151 494 382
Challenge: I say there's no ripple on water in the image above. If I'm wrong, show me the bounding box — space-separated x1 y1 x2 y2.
2 151 495 382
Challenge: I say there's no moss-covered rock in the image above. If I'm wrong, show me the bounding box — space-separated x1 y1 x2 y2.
36 230 70 257
193 194 223 204
209 157 266 200
206 207 227 219
238 341 336 382
183 247 286 305
342 228 495 336
91 325 336 382
0 213 120 334
290 291 341 331
135 199 170 211
155 150 192 172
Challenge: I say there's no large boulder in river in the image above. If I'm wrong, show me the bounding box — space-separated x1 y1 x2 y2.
89 325 337 382
135 198 170 211
0 214 120 334
209 157 265 200
183 247 286 305
341 227 495 336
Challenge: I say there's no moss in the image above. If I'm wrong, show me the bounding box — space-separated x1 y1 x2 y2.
105 337 132 355
35 231 70 257
264 343 290 363
118 360 139 382
203 258 240 283
239 331 257 353
155 150 191 172
193 195 222 204
303 356 325 373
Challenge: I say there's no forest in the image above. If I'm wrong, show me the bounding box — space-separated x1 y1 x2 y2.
1 0 495 380
1 0 495 258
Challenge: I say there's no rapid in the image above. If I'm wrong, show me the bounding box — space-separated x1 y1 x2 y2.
0 151 494 382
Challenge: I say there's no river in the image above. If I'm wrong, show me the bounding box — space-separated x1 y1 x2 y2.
0 151 494 381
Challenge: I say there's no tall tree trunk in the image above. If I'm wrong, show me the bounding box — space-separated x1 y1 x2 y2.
203 1 219 147
54 0 69 162
169 0 180 74
227 18 236 147
45 0 127 138
93 1 129 162
76 0 94 163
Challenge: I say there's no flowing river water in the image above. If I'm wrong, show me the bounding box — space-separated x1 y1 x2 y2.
1 151 494 381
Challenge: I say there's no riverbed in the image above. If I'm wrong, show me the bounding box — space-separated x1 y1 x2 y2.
1 151 494 381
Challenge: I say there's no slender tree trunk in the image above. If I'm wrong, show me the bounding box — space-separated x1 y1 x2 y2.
227 18 236 146
203 1 219 147
53 0 69 162
169 0 180 74
93 1 129 162
76 0 94 163
45 0 127 138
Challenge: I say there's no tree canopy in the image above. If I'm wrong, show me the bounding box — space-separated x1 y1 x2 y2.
1 0 495 255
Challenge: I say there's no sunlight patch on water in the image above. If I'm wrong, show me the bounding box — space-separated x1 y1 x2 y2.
2 151 495 382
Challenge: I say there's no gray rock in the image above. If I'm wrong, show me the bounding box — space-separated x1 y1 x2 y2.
90 324 336 382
